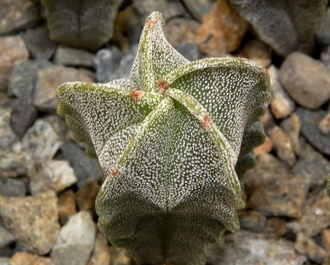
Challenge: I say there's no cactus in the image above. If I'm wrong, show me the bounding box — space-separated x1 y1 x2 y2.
57 12 270 265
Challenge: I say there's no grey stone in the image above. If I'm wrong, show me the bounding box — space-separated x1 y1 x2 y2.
54 46 95 68
287 188 330 237
94 47 123 83
42 115 70 142
207 231 307 265
321 46 330 70
0 190 60 255
316 8 330 45
292 144 330 190
0 258 10 265
181 0 215 22
0 108 35 178
296 107 330 155
238 210 266 233
0 0 40 35
21 26 56 60
30 160 77 195
279 52 330 110
0 178 27 197
62 141 103 188
175 42 203 62
8 59 53 100
268 65 295 119
0 225 15 248
33 65 94 113
22 119 62 163
294 233 328 264
229 0 327 56
51 211 96 265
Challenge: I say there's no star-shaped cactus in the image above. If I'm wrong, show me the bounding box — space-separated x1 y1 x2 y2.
57 12 270 265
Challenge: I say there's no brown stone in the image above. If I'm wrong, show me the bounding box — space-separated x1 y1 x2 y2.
75 178 100 212
319 111 330 135
195 0 246 57
11 252 54 265
254 136 273 155
0 35 28 91
87 233 111 265
281 113 301 156
58 189 77 225
321 229 330 251
238 210 266 233
263 217 287 239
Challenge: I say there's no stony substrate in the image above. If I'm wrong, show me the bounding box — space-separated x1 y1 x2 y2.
0 0 330 265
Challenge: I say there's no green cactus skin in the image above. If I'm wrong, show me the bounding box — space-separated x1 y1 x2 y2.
57 12 270 265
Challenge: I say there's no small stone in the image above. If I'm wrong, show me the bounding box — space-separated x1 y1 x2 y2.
260 108 276 132
316 8 330 45
0 190 60 255
279 52 330 110
62 141 104 188
321 46 330 71
296 107 330 155
0 178 27 197
0 225 15 248
58 189 77 225
323 257 330 265
287 189 330 237
319 111 330 135
328 174 330 199
75 178 100 212
34 65 94 113
0 0 40 35
280 113 301 155
22 119 62 163
195 0 246 57
87 233 111 265
236 39 271 68
181 0 217 22
292 144 330 190
175 42 203 62
2 98 38 139
321 229 330 251
254 136 273 155
54 46 95 68
42 115 70 142
207 231 307 265
263 217 287 239
112 248 132 265
11 252 54 265
294 233 328 264
30 160 77 195
238 210 266 233
165 18 200 48
0 257 10 265
8 59 53 100
268 65 295 119
21 26 56 60
51 211 96 265
0 35 29 91
94 47 123 83
0 108 34 178
268 126 296 167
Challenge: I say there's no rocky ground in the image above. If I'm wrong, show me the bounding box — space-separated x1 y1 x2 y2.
0 0 330 265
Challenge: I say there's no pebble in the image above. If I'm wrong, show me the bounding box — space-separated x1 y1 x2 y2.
260 108 276 132
75 178 100 212
238 210 266 233
7 59 52 101
236 39 271 68
58 189 77 225
0 190 60 255
296 107 330 155
0 108 35 178
175 42 203 62
51 211 96 265
94 47 123 83
294 233 328 264
164 18 200 48
263 217 287 239
87 233 111 265
316 8 330 45
0 35 29 91
321 229 330 251
195 0 246 57
42 115 70 142
287 188 330 237
280 113 301 155
0 178 27 197
0 225 15 248
111 248 132 265
0 0 40 35
21 26 56 60
253 136 273 155
268 65 295 119
54 46 95 68
61 141 104 188
319 111 330 135
33 65 94 113
181 0 216 22
0 257 10 265
279 52 330 110
292 144 330 190
207 231 307 265
321 46 330 70
10 252 54 265
22 119 62 163
30 160 77 195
